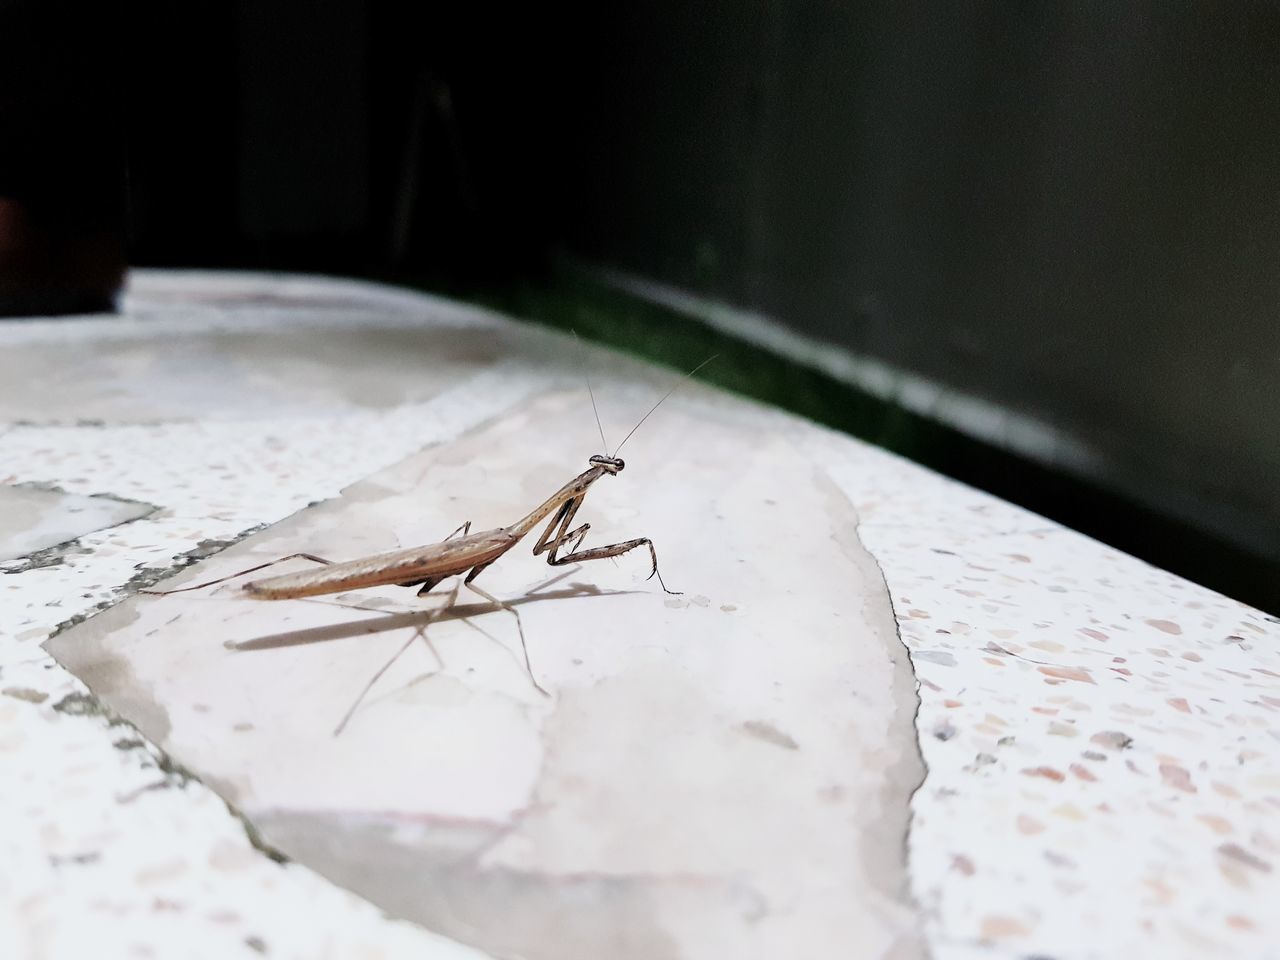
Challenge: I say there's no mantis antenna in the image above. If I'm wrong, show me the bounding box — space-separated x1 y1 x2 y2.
574 329 612 456
613 354 718 455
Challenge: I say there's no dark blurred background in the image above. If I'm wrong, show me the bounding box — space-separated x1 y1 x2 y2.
2 1 1278 611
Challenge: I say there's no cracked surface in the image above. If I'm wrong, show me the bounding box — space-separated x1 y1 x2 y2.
45 391 927 959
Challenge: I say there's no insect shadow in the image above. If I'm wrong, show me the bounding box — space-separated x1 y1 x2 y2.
225 581 636 653
229 576 641 735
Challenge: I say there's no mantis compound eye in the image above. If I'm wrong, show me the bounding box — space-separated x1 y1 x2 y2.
590 455 625 472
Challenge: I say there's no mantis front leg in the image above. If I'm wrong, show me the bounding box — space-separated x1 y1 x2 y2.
532 496 680 595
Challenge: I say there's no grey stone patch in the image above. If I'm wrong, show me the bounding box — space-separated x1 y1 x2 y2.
2 686 49 704
913 650 958 667
740 719 800 751
48 851 101 867
0 484 157 562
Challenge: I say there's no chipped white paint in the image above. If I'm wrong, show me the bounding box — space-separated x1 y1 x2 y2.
1 270 1277 960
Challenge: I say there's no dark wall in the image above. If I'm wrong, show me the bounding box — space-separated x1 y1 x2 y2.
20 0 578 275
568 3 1280 562
4 2 1276 576
230 0 585 277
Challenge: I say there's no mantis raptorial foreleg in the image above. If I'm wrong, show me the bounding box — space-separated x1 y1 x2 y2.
533 495 676 594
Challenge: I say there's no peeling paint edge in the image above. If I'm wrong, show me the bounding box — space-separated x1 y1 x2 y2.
36 523 268 643
846 508 935 958
2 538 95 575
50 687 290 865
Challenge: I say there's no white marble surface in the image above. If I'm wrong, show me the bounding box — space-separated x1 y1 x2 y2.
1 270 1276 960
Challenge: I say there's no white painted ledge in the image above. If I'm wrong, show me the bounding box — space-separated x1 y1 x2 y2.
0 270 1275 960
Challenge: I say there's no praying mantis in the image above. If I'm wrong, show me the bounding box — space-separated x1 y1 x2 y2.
144 354 715 707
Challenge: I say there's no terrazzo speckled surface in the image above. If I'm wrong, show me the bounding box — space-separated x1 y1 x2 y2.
1 271 1276 959
810 437 1280 958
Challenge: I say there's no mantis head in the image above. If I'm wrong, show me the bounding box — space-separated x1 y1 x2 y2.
589 454 625 474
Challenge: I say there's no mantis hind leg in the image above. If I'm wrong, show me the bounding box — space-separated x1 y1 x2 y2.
333 581 459 737
463 576 548 697
141 552 335 595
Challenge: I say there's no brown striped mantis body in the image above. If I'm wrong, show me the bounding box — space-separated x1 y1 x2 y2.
143 354 714 717
240 451 672 604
